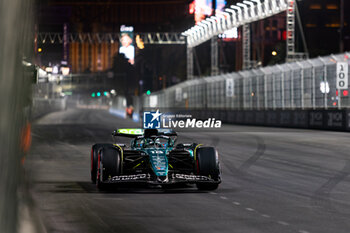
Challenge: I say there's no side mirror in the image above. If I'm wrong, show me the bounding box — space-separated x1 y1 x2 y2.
111 130 118 143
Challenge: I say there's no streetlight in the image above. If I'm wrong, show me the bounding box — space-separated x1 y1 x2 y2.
271 0 278 12
181 31 189 36
210 16 222 32
198 22 210 38
188 28 196 41
202 20 213 35
196 25 205 38
237 3 249 21
251 0 262 16
207 17 218 34
110 89 116 95
193 26 202 41
243 0 255 18
197 25 206 42
264 0 271 15
219 11 231 29
216 12 228 31
231 5 243 22
225 8 238 26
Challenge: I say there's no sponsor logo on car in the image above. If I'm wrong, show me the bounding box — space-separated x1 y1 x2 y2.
174 174 212 181
118 128 144 135
111 174 148 181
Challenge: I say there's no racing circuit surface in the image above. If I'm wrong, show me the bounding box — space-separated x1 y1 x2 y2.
25 108 350 233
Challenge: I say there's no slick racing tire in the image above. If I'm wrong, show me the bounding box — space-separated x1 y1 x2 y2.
96 146 121 190
91 143 113 184
195 147 220 191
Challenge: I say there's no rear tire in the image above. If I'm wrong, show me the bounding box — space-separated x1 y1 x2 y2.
91 143 113 183
195 147 220 191
96 146 121 190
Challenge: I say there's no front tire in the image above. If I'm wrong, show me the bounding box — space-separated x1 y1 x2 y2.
91 143 113 183
96 146 121 190
195 147 220 191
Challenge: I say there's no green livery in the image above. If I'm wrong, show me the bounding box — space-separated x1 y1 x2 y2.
90 128 221 190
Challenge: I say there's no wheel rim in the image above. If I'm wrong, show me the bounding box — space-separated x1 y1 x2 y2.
96 154 103 187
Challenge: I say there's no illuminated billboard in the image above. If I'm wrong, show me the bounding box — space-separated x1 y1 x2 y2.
190 0 226 24
216 0 226 12
119 25 135 65
218 27 239 41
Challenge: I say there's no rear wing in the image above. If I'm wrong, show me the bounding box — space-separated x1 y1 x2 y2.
112 128 144 138
112 128 177 138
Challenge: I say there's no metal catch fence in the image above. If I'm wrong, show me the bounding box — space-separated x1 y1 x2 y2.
144 53 350 110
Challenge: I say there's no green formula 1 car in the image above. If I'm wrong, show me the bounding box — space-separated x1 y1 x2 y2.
90 128 221 190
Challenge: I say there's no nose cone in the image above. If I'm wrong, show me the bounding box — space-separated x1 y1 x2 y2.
147 149 168 177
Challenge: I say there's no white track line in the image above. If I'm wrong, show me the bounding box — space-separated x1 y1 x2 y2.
277 221 290 226
245 208 255 212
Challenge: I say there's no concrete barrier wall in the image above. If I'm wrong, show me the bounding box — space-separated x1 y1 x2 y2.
31 98 67 119
144 108 350 132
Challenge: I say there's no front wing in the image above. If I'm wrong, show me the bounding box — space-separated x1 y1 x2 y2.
104 173 221 185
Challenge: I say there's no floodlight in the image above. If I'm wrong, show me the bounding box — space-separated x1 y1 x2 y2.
243 1 256 17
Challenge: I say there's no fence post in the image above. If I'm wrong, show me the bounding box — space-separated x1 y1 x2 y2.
241 72 246 109
250 75 253 109
296 62 304 109
319 57 328 109
331 55 342 110
255 71 260 110
311 62 316 109
324 64 328 109
264 72 268 110
187 46 194 80
287 64 295 109
232 76 235 110
277 65 285 110
224 75 229 110
273 73 276 110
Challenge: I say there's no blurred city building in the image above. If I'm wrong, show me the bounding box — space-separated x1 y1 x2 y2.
225 0 349 68
36 0 192 73
36 0 350 90
299 0 349 56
